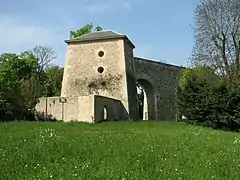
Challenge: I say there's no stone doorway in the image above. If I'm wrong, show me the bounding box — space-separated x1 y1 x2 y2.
136 79 156 120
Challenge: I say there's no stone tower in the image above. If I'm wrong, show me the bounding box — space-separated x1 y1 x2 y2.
61 30 138 119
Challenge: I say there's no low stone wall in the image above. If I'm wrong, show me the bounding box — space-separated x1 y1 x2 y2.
35 95 127 123
35 96 79 122
77 96 94 123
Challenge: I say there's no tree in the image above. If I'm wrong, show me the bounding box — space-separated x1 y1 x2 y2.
176 66 240 131
191 0 240 85
0 53 36 82
20 77 40 115
45 65 64 96
30 45 57 77
27 45 57 97
95 26 103 32
0 53 38 120
19 51 38 78
69 23 103 39
0 45 58 121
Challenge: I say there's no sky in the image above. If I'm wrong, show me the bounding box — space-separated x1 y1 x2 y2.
0 0 200 67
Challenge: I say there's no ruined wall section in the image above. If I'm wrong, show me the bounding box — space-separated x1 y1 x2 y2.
36 97 79 122
36 95 125 123
134 57 182 120
94 95 128 121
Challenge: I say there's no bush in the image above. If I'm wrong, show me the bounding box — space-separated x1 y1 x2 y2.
176 66 240 131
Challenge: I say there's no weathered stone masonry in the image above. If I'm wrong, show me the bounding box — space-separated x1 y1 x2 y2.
134 57 182 120
36 30 183 122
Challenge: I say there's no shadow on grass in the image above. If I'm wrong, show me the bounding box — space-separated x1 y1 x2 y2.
184 119 240 132
0 111 59 123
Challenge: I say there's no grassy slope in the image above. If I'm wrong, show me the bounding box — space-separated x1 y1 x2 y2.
0 121 240 180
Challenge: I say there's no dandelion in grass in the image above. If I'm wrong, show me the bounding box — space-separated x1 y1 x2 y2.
233 137 240 144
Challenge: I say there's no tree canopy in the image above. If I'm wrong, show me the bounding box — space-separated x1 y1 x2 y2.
0 23 104 121
0 45 62 121
176 0 240 131
69 23 103 39
191 0 240 85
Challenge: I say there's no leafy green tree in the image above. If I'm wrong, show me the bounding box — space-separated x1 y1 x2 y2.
95 26 103 31
183 0 240 131
20 77 39 109
69 23 103 39
0 44 58 121
0 53 37 120
45 65 64 96
176 66 240 131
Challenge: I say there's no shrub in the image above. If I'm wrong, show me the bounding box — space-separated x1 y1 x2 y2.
176 66 240 131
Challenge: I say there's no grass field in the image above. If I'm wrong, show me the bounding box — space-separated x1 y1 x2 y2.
0 121 240 180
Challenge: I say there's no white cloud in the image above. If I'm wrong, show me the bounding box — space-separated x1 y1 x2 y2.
0 14 66 66
0 15 60 53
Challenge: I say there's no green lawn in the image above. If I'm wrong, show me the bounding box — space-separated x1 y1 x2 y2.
0 121 240 180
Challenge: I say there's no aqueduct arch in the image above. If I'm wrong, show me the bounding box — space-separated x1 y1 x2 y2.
136 78 157 120
36 30 183 122
134 57 182 120
135 74 157 120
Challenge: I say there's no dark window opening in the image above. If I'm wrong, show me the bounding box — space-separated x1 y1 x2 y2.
97 67 104 73
98 51 104 57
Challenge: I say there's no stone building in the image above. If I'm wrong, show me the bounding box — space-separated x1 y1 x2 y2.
36 30 183 123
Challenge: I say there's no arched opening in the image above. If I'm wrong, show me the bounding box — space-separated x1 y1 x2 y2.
103 105 108 121
136 79 156 120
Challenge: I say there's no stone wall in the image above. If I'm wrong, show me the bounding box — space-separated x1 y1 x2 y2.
36 57 183 122
61 39 125 98
36 95 126 123
123 40 138 119
94 95 128 121
134 57 183 120
36 97 79 122
61 38 136 120
77 96 94 123
36 31 184 123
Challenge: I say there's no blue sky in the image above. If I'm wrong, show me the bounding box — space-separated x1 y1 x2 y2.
0 0 200 67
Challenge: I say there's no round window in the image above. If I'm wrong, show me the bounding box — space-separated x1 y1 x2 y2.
97 67 104 73
98 51 104 57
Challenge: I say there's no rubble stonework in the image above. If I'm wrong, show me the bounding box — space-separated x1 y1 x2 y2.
35 30 183 122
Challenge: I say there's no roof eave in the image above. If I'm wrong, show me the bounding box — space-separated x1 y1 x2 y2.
64 35 135 49
123 35 135 49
